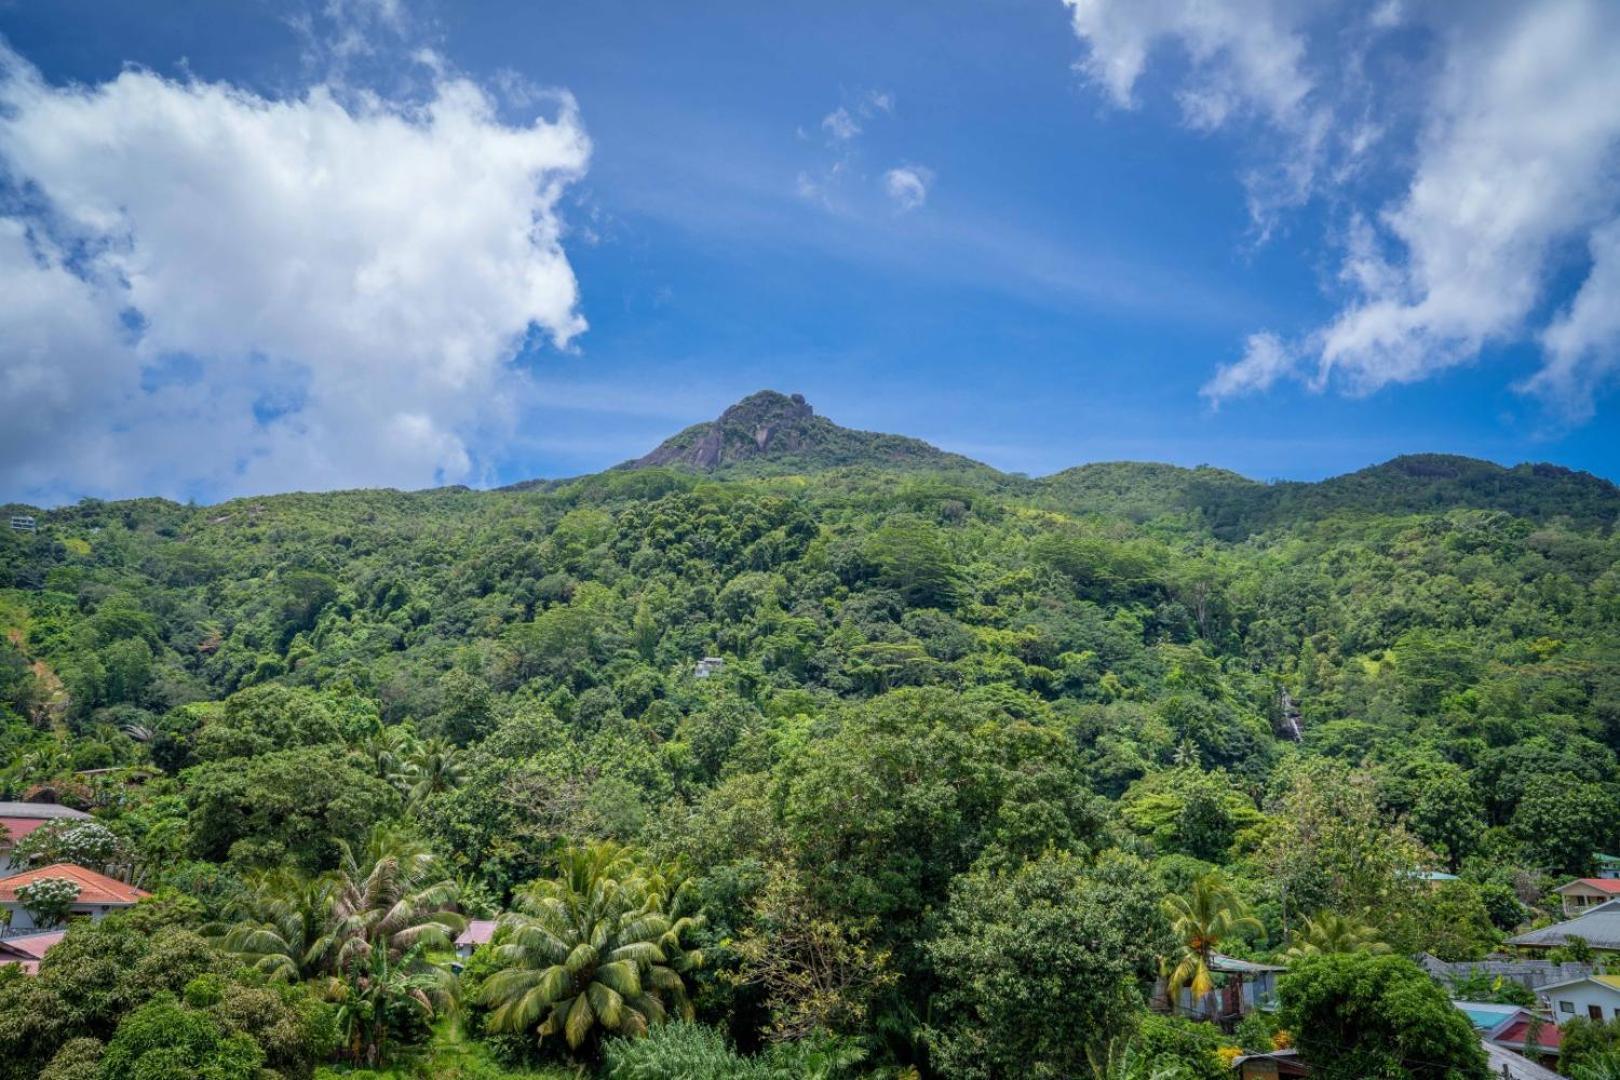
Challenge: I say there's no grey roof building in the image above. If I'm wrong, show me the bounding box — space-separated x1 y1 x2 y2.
1508 898 1620 951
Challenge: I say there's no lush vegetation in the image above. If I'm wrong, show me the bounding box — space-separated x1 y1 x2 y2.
1 396 1617 1076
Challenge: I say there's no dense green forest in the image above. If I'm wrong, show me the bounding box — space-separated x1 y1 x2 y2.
2 392 1618 1079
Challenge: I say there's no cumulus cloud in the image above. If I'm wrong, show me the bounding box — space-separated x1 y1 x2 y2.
1063 0 1620 421
0 43 590 502
1200 332 1299 405
883 165 933 212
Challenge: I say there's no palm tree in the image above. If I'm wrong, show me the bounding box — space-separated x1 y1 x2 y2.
481 841 705 1052
406 736 466 802
1163 874 1263 999
217 867 338 983
1280 911 1390 962
332 940 448 1067
353 723 418 788
310 825 465 975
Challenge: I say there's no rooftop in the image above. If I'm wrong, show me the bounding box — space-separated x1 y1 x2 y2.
1556 878 1620 895
0 802 92 821
1509 899 1620 950
0 863 148 906
1482 1042 1566 1080
455 919 498 947
1209 952 1286 974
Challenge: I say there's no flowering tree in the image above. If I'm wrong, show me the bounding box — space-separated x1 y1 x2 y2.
16 877 81 928
12 821 122 872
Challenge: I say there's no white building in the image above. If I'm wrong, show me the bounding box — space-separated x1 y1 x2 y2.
1538 974 1620 1025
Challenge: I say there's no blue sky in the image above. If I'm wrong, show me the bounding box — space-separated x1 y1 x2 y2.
1 0 1618 502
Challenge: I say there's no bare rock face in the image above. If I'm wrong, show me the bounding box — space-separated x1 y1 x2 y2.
624 390 971 474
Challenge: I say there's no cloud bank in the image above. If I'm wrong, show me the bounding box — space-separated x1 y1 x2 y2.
1062 0 1620 421
0 44 590 502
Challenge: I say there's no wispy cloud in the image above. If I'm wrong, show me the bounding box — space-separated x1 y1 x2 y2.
883 165 933 212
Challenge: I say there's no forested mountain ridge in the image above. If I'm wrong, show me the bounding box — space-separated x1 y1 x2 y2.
0 396 1618 1078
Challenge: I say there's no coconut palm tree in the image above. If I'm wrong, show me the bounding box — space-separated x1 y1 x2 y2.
353 723 418 789
406 736 466 802
480 841 705 1052
1163 874 1263 998
310 825 464 975
217 867 338 983
1280 911 1390 962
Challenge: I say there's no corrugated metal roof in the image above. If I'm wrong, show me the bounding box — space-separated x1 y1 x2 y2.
0 802 91 821
1210 952 1286 974
1509 902 1620 950
1482 1041 1565 1080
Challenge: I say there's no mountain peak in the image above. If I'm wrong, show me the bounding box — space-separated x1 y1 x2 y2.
627 390 985 474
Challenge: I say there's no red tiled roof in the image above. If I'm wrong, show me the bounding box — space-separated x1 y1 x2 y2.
1495 1019 1562 1051
0 863 148 906
1556 878 1620 894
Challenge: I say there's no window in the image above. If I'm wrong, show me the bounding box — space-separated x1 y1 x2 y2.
1561 1001 1575 1014
1592 1005 1605 1021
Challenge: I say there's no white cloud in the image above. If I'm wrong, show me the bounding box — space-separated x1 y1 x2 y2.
1063 0 1620 420
1201 332 1298 405
884 165 933 212
0 44 590 502
821 107 860 141
1528 218 1620 421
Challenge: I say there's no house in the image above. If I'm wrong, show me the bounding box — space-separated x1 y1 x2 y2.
0 929 65 974
0 801 93 873
1453 1001 1563 1060
8 515 36 533
694 657 725 678
1597 854 1620 881
1556 878 1620 917
1481 1041 1570 1080
1509 898 1620 953
0 863 147 933
454 919 498 961
1173 954 1285 1023
1536 974 1620 1024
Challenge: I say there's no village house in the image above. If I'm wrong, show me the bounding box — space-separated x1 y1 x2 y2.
1453 1001 1563 1061
0 928 64 974
454 918 498 962
1171 953 1285 1024
0 801 92 874
1537 974 1620 1024
0 863 147 934
1509 898 1620 954
1556 877 1620 917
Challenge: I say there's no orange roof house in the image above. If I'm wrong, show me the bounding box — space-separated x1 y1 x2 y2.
0 863 147 932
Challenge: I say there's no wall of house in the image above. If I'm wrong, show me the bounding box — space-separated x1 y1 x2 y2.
1548 983 1620 1024
2 902 120 934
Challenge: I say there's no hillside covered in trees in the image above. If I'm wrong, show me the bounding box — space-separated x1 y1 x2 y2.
1 392 1618 1079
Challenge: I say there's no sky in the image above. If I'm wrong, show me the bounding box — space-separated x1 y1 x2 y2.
1 0 1618 505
